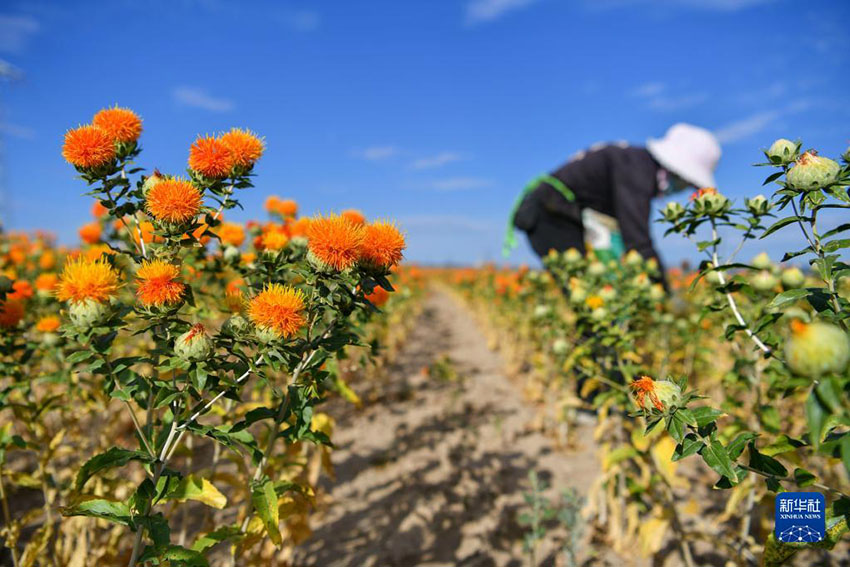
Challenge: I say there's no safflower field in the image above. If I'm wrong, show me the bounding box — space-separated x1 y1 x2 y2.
1 104 850 567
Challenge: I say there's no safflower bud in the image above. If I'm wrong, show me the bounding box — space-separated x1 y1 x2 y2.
174 323 214 362
552 338 569 356
533 304 551 319
563 248 582 264
624 250 643 266
221 314 250 336
142 170 164 196
745 194 770 216
786 151 840 191
692 187 730 216
630 376 682 411
751 270 779 292
766 138 798 164
663 201 685 222
842 146 850 164
599 285 617 302
751 252 773 270
590 307 607 321
223 245 241 263
569 286 587 305
588 261 605 277
785 320 850 378
632 273 651 289
781 267 805 289
649 283 665 301
69 299 109 328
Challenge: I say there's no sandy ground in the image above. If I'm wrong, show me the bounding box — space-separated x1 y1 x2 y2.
292 291 627 567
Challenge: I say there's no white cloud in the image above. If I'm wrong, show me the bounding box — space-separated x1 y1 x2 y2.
631 81 666 98
0 14 39 53
465 0 539 25
429 177 491 191
411 152 464 170
352 146 398 161
630 81 707 111
714 111 779 143
172 86 234 112
0 122 35 139
714 100 812 144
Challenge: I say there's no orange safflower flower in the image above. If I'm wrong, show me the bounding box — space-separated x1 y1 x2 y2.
36 315 61 333
277 199 298 218
217 222 246 247
84 244 114 261
135 259 185 307
360 221 405 269
56 257 121 304
586 295 604 310
79 222 102 244
225 279 246 312
307 214 365 271
0 300 24 328
690 187 717 201
92 106 142 143
365 285 390 307
9 246 26 265
188 135 234 179
9 280 33 301
146 178 203 224
289 217 311 238
39 250 56 270
220 128 264 168
248 283 306 338
241 252 256 264
630 376 662 410
264 196 282 213
62 125 116 169
91 200 109 218
341 209 365 226
35 273 59 293
261 228 289 251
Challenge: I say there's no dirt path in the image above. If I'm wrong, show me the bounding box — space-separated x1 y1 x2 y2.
292 291 607 567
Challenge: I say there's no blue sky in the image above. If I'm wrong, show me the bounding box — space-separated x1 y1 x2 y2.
0 0 848 267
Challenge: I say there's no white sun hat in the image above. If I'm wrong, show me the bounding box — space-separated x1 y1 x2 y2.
646 123 722 189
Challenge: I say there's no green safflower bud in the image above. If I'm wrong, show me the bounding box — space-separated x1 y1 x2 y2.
662 201 686 222
174 323 214 362
751 270 779 292
587 261 605 277
632 273 651 289
569 286 587 305
533 304 551 319
254 326 280 344
745 194 770 216
649 283 665 302
223 245 241 263
599 285 617 302
781 267 805 289
564 247 583 264
221 314 250 336
624 250 643 266
786 151 840 191
766 138 798 164
590 306 607 321
692 188 731 216
69 299 109 328
751 252 773 271
785 320 850 378
141 170 164 197
552 338 569 356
